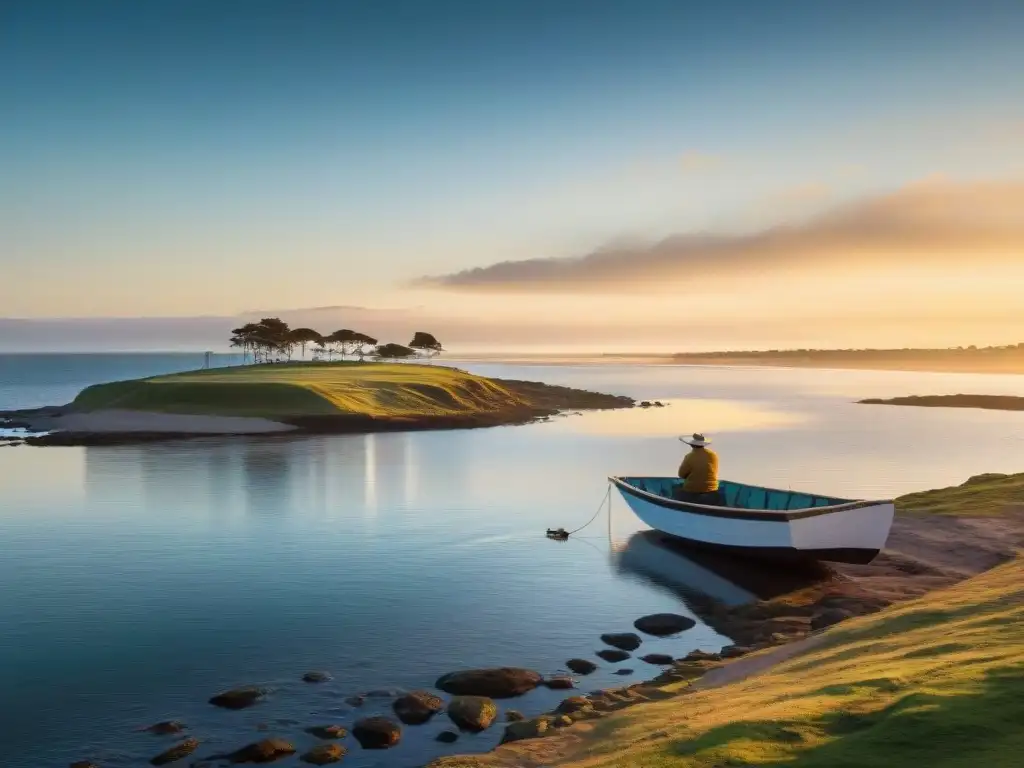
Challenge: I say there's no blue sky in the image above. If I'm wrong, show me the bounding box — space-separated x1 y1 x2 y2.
2 0 1023 347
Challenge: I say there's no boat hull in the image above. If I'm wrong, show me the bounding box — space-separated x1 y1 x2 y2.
611 478 893 565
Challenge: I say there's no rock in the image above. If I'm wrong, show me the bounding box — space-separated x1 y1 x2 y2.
654 401 665 407
552 715 574 728
435 668 542 698
209 686 266 710
614 668 633 675
566 659 597 675
304 725 347 740
544 676 575 689
393 690 444 725
447 695 498 731
150 738 199 766
436 730 459 743
600 632 642 651
352 717 401 749
720 645 752 659
70 762 99 768
501 716 552 744
344 695 365 707
681 649 721 662
556 696 591 714
640 653 674 665
505 710 524 722
228 738 296 763
143 720 187 735
634 613 697 636
811 607 854 631
302 671 332 683
300 744 346 765
596 649 630 663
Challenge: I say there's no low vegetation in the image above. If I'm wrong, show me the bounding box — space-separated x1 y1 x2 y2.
69 362 631 421
896 473 1024 517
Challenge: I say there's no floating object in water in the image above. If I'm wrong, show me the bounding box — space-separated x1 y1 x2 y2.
608 477 894 564
546 528 570 540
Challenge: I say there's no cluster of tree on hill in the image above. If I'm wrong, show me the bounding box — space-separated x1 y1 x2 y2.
229 318 442 364
672 343 1024 360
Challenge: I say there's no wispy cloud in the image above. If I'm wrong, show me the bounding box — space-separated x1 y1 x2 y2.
412 178 1024 293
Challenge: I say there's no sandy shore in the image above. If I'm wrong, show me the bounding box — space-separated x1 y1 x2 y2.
20 409 297 435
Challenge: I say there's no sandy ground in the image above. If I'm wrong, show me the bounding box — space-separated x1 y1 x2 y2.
22 409 297 434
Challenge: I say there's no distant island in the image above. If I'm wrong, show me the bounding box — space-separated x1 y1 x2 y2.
2 361 634 446
859 394 1024 412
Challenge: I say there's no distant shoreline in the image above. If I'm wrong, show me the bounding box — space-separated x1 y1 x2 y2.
451 352 1024 376
859 394 1024 411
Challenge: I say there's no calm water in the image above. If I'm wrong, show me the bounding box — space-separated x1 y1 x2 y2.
2 355 1024 767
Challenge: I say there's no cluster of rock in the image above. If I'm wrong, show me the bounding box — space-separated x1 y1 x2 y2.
72 611 728 766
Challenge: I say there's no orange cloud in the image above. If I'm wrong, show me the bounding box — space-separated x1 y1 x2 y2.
413 178 1024 293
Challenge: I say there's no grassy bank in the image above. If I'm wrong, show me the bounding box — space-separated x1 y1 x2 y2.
896 473 1024 517
68 362 631 421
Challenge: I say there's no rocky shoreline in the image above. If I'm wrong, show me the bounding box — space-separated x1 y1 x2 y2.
63 502 1024 768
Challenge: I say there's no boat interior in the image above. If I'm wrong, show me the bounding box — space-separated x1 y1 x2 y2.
618 477 855 511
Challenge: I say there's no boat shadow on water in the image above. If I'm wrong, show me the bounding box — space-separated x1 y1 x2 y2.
614 530 834 610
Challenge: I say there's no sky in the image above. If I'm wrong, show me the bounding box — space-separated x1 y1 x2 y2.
2 0 1023 351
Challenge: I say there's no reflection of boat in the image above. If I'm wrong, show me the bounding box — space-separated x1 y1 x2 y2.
615 530 832 605
609 477 894 564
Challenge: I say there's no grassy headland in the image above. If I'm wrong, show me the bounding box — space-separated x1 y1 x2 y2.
12 362 633 444
896 472 1024 517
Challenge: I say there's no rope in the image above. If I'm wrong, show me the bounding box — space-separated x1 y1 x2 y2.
563 482 612 536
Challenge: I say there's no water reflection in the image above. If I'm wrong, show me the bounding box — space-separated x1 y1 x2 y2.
614 531 832 608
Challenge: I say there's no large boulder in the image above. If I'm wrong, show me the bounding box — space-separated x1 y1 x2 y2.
300 744 346 765
555 696 591 715
228 739 296 763
150 738 199 766
596 649 630 663
352 717 401 749
600 632 642 651
565 659 597 675
501 716 552 744
436 730 459 743
208 686 266 710
634 613 697 636
680 649 721 662
435 668 542 698
447 696 498 731
393 690 444 725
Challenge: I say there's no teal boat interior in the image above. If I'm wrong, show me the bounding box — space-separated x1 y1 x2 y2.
619 477 856 511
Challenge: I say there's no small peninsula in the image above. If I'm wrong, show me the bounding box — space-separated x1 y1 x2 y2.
4 362 634 446
859 394 1024 411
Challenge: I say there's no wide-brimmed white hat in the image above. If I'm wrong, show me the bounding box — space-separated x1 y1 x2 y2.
679 432 711 447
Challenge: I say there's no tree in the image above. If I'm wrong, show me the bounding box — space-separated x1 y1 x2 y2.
289 327 323 359
352 332 378 360
374 343 417 360
409 331 443 363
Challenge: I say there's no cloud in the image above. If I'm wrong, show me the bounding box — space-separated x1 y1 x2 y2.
678 151 722 173
412 178 1024 293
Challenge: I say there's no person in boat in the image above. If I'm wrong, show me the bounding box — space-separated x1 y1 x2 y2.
675 433 725 505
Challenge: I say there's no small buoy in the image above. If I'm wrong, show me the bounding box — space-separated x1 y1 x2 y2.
546 527 570 540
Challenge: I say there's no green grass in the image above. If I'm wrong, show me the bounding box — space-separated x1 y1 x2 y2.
443 557 1024 768
896 473 1024 517
70 362 531 419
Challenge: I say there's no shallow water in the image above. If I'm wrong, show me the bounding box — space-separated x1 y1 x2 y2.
2 357 1024 766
